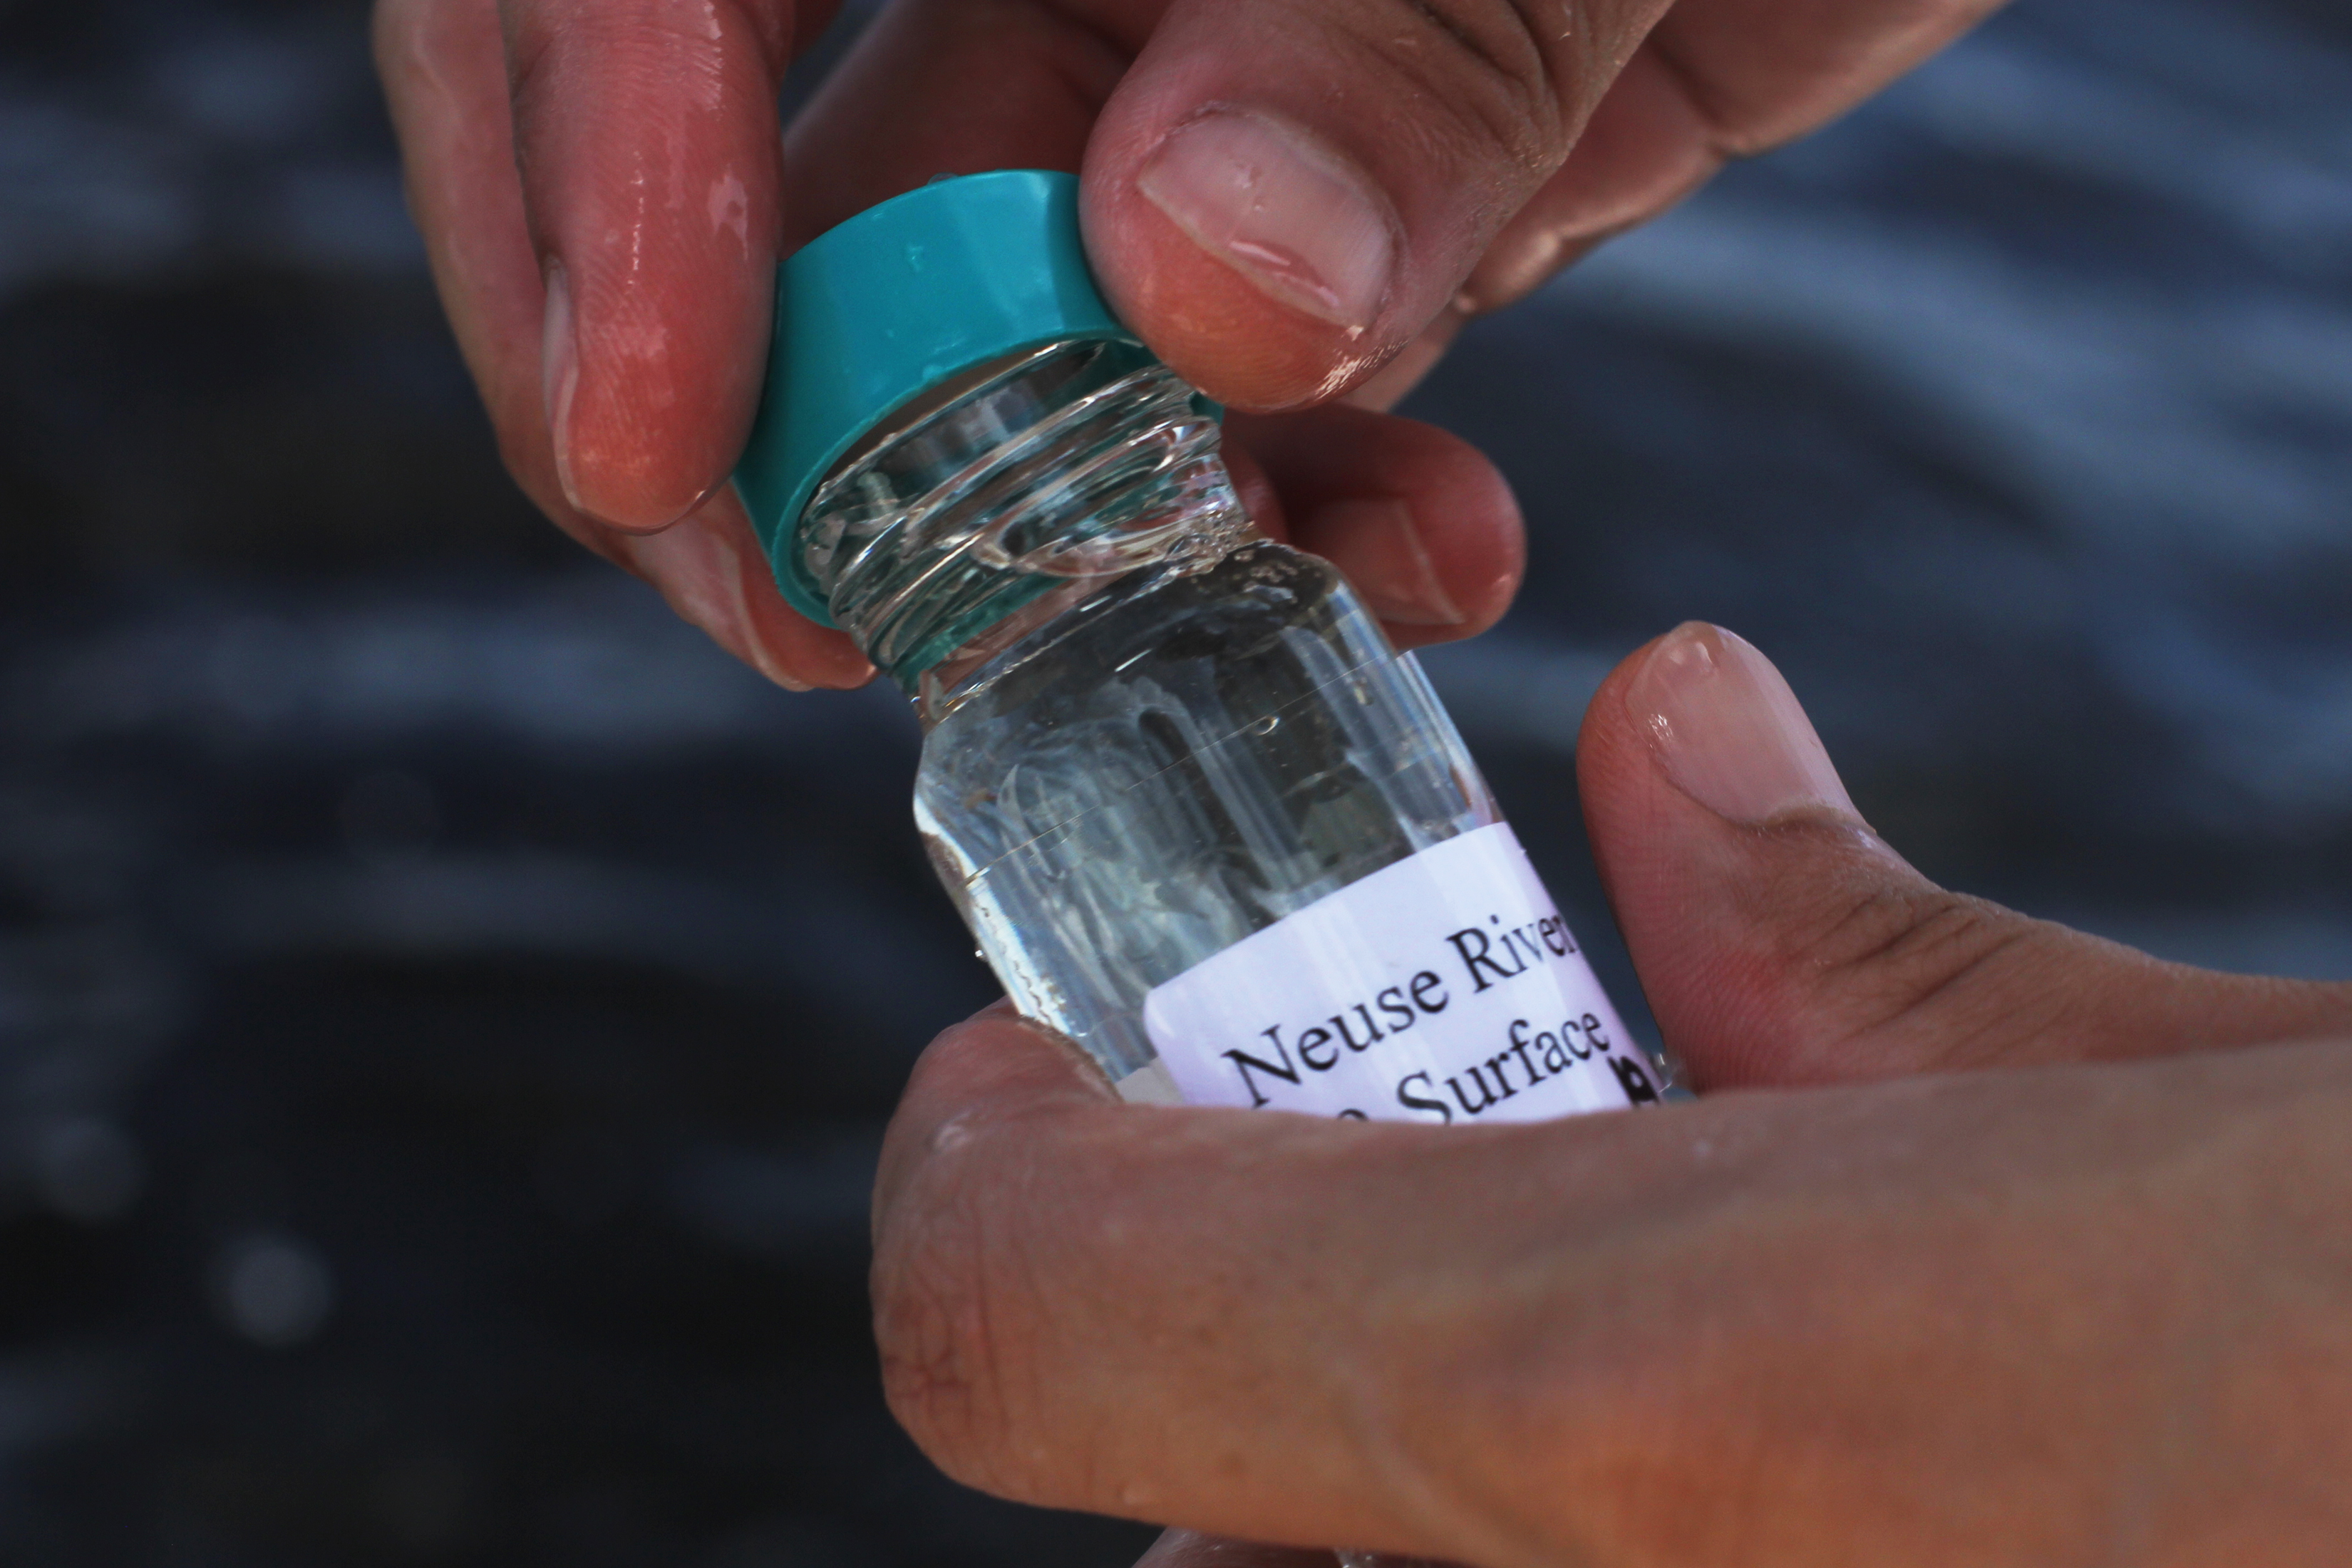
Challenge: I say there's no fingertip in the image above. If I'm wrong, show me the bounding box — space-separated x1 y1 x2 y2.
1576 621 1874 902
1574 627 1678 817
1575 625 1930 1090
1085 172 1395 411
875 1005 1117 1230
1217 436 1289 541
899 1006 1119 1131
507 0 785 530
1076 0 1609 413
740 593 873 693
1230 407 1523 648
542 237 774 533
612 490 872 693
1614 623 1862 829
1080 58 1416 411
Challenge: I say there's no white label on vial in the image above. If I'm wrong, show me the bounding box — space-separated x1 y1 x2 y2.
1141 823 1656 1123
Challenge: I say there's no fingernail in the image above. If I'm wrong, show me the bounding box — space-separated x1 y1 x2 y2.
1318 498 1463 626
1137 108 1397 331
1626 623 1857 824
540 259 584 514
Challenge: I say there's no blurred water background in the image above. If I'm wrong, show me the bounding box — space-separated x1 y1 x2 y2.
1 0 2347 1562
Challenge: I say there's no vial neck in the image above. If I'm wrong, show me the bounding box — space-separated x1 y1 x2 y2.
794 341 1249 706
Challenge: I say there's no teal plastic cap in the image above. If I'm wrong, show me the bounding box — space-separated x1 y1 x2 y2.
732 170 1144 624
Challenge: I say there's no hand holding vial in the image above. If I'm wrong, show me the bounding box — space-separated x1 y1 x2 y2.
871 623 2352 1566
375 0 2005 689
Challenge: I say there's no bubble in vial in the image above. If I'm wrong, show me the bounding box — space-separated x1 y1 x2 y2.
212 1233 336 1347
33 1118 144 1222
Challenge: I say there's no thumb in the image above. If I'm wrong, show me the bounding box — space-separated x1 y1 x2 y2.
1079 0 1669 411
1578 623 2352 1090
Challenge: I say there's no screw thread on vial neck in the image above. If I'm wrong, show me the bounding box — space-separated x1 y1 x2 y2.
796 341 1249 698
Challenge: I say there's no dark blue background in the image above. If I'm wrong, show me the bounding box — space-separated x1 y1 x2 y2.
1 0 2346 1562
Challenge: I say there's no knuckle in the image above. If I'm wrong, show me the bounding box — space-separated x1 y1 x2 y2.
869 1152 1038 1495
1355 0 1581 177
1778 867 2050 1065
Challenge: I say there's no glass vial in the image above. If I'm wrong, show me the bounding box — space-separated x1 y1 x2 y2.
791 336 1660 1122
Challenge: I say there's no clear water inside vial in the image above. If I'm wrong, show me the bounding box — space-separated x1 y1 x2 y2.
798 337 1507 1088
914 540 1495 1084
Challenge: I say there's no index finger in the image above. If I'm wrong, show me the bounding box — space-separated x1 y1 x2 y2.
378 0 872 687
868 1006 1654 1563
495 0 815 530
871 1004 2352 1564
381 0 806 532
